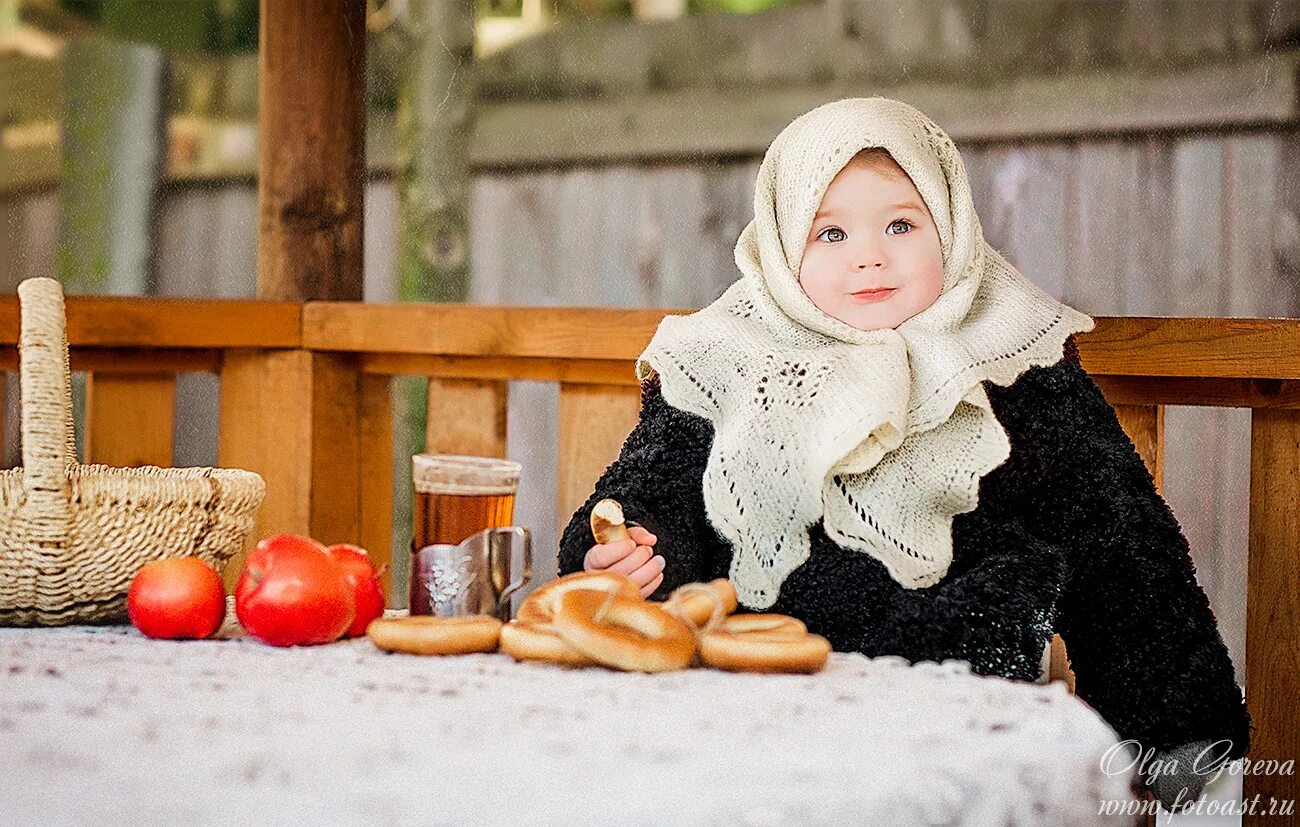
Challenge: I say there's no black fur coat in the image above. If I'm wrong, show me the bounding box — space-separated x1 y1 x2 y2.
557 336 1251 763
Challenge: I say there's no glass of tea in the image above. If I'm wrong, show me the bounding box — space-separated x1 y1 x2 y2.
411 454 522 548
410 454 526 619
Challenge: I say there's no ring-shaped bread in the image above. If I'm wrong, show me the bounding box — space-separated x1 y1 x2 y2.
366 614 502 656
697 629 831 674
516 570 642 625
718 613 807 637
553 589 696 673
663 579 738 630
498 620 597 667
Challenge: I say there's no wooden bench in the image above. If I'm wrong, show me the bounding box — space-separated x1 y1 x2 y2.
0 296 1294 821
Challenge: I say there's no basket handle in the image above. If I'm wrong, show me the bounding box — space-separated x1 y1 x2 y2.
18 278 75 513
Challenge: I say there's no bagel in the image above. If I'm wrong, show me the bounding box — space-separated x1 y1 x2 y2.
697 629 831 674
590 498 632 545
553 589 696 673
663 579 738 630
719 613 806 637
516 570 642 625
498 620 597 667
366 615 502 656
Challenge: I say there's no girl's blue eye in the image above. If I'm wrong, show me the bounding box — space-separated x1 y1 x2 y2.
817 227 846 243
887 219 913 235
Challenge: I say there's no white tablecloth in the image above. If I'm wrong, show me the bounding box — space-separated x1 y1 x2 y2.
0 609 1140 826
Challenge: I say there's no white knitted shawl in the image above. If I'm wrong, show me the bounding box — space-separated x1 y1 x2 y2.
635 97 1096 610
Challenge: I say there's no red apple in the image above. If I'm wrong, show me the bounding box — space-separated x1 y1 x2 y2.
324 543 386 638
235 534 355 646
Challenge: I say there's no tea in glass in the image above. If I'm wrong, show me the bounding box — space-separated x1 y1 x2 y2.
412 454 522 549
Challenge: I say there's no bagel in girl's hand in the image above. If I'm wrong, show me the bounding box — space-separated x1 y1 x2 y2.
697 628 831 674
366 614 502 656
553 589 696 673
663 578 738 629
498 620 597 667
516 570 642 625
590 498 633 545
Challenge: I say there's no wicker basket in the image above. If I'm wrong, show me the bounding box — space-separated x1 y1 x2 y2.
0 278 266 626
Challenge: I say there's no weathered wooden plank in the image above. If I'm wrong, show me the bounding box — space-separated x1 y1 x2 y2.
1171 137 1225 317
1071 140 1139 315
425 377 508 458
1122 137 1176 317
555 382 641 541
552 167 637 306
472 160 751 312
1224 134 1287 317
468 54 1300 168
1245 408 1300 819
84 373 176 468
982 144 1073 302
156 184 259 300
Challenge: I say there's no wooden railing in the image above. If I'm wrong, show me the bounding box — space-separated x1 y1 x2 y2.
0 297 1295 817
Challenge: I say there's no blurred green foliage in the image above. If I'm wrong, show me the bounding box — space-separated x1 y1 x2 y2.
59 0 258 53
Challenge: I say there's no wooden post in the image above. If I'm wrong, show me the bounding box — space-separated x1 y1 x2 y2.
220 0 374 587
1245 408 1299 823
258 0 366 302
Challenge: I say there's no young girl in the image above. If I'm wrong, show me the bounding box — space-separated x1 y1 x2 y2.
556 97 1249 812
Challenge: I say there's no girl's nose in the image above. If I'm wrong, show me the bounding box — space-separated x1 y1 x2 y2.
855 246 886 268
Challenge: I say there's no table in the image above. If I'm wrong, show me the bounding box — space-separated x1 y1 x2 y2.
0 610 1141 826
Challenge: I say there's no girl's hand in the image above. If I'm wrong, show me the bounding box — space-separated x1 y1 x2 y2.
583 525 664 598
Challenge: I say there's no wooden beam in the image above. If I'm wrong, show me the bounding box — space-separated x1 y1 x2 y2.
360 354 638 386
305 302 689 361
12 51 1300 193
304 305 1300 380
1078 317 1300 380
0 297 301 349
258 0 366 301
0 348 222 374
468 53 1300 169
1090 376 1300 410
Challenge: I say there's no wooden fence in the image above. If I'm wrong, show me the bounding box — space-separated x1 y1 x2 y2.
0 297 1294 816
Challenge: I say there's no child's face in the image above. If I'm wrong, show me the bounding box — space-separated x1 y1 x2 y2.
798 156 944 331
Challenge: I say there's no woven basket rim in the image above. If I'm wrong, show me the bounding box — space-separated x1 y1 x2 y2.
0 465 265 482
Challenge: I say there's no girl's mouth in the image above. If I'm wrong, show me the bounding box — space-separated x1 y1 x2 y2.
851 288 896 303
